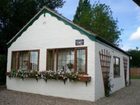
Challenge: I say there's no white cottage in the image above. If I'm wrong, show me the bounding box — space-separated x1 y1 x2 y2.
6 7 130 101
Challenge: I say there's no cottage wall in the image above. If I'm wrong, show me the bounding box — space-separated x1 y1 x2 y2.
7 13 96 101
7 8 129 102
94 41 129 100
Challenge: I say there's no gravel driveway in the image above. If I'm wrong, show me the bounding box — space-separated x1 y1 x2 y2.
0 79 140 105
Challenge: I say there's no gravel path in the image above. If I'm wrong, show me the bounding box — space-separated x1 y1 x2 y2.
95 79 140 105
0 79 140 105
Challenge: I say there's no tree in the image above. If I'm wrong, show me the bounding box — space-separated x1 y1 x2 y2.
73 0 91 30
0 0 65 85
36 0 64 10
0 0 65 54
73 1 122 46
0 55 6 85
127 49 140 67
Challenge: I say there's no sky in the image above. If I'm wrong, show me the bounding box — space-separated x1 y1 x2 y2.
57 0 140 51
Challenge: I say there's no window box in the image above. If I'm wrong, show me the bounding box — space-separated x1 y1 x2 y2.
7 70 91 85
78 74 91 82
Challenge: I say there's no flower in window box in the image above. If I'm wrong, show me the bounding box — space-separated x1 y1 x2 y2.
29 70 41 81
57 69 65 75
67 72 79 81
57 69 68 84
7 69 17 78
17 69 27 80
43 70 57 81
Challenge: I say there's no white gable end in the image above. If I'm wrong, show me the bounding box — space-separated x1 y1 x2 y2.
9 12 93 50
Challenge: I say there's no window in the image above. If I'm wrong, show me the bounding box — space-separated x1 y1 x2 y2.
46 47 87 74
57 49 74 72
11 50 39 71
47 50 55 70
77 49 86 73
19 51 29 70
11 52 19 70
114 57 120 77
30 51 38 70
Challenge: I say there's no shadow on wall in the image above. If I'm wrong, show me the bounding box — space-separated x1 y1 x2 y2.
0 55 7 85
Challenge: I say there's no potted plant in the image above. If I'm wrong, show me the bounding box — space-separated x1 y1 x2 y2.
67 63 73 71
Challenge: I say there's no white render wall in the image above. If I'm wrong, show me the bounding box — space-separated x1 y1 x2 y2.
7 12 96 101
7 78 95 101
94 41 130 100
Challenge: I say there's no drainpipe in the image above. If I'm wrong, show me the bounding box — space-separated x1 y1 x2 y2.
129 56 132 85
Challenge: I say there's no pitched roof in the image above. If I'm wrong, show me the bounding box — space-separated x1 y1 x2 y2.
7 6 129 56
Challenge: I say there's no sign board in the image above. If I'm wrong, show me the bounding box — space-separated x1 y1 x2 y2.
75 39 84 46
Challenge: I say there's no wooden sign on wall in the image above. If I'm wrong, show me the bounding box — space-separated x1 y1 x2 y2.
75 39 84 46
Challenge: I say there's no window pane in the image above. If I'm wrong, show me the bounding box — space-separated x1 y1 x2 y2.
19 52 29 70
30 51 38 70
116 58 119 65
114 57 120 77
77 49 86 73
11 52 18 70
57 49 74 72
47 50 54 70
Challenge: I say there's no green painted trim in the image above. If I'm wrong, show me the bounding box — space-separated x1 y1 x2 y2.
7 6 95 47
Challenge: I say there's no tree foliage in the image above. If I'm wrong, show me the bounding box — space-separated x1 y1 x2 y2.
127 49 140 67
0 0 65 54
0 55 7 85
73 0 122 46
73 0 91 30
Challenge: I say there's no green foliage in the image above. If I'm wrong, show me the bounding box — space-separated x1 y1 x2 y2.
104 73 111 97
73 1 122 46
7 70 91 84
8 69 42 80
0 55 7 85
127 49 140 67
73 0 92 30
8 69 17 78
35 0 65 10
66 72 79 81
0 0 65 54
